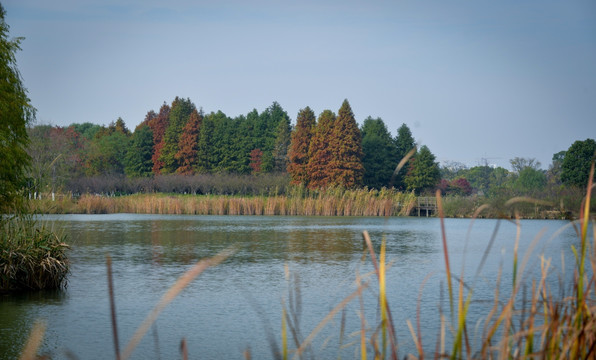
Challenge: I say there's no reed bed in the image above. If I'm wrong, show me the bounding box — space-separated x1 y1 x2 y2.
0 214 69 292
33 188 417 217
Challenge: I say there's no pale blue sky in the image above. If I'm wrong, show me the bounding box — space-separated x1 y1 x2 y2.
4 0 596 170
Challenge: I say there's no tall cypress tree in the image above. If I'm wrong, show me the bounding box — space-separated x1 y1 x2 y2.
195 114 216 173
361 117 397 189
175 109 203 175
307 110 336 189
210 111 234 172
272 116 291 172
404 145 440 194
329 99 364 188
125 124 154 177
148 103 170 174
288 107 316 185
160 97 196 174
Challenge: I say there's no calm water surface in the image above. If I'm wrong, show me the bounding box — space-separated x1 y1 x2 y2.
0 215 583 359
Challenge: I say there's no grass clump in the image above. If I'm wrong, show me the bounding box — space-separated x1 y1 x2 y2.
0 214 69 292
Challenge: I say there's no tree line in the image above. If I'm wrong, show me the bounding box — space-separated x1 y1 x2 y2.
25 96 595 198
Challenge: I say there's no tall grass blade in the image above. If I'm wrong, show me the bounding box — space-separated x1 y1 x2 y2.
379 238 387 359
106 254 121 360
390 147 417 187
19 320 46 360
362 231 398 360
180 338 188 360
356 272 367 360
121 248 235 360
282 306 288 360
435 190 453 315
577 160 594 317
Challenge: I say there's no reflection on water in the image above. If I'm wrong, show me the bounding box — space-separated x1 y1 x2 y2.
0 215 584 359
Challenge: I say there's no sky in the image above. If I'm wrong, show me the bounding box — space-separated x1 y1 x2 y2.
3 0 596 170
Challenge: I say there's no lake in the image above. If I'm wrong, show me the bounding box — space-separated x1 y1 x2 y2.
0 215 584 359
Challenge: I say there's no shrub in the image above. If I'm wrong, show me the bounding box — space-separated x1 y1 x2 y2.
0 214 69 292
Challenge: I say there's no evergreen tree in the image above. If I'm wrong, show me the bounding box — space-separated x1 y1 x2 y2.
196 111 230 173
307 110 336 189
125 124 154 177
561 138 596 188
195 113 217 173
394 123 416 189
288 107 316 185
160 97 196 174
148 104 170 174
404 145 440 194
113 117 130 136
85 131 130 175
230 115 252 174
272 115 291 172
0 4 35 209
210 111 235 172
175 109 202 174
329 99 364 188
361 117 397 189
257 102 290 172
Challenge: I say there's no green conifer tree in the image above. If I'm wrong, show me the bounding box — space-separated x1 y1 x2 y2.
361 117 397 189
272 116 291 173
125 124 154 177
404 145 440 194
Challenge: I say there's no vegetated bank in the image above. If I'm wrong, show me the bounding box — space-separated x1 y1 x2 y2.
30 189 593 219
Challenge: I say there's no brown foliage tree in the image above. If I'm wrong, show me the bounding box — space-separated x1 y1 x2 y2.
148 103 170 174
287 107 316 185
250 148 264 174
329 99 364 188
175 109 203 175
307 110 336 189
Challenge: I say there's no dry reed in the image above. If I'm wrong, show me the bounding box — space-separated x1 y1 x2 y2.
32 188 417 217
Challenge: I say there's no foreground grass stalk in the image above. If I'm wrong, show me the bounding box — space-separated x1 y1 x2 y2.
356 272 367 360
379 238 387 359
362 231 398 360
282 306 288 360
435 190 454 317
19 321 46 360
577 161 594 329
106 255 121 360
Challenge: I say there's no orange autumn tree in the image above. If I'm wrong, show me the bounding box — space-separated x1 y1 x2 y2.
148 103 170 174
175 109 203 174
287 106 316 185
329 99 364 188
307 110 336 189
